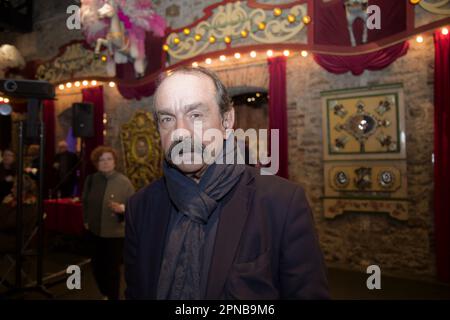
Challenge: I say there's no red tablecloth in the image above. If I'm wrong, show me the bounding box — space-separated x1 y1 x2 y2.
44 198 84 235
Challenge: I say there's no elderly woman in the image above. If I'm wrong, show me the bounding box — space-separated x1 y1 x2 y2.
82 146 134 300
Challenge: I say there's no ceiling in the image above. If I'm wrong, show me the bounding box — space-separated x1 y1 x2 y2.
0 0 33 33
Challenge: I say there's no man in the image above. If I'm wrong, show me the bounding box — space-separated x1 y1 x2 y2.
52 140 79 198
0 149 16 203
124 66 329 300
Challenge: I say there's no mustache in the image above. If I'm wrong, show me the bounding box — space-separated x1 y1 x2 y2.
166 137 206 162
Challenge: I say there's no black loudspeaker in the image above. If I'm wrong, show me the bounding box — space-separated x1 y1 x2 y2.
0 79 55 100
72 103 94 138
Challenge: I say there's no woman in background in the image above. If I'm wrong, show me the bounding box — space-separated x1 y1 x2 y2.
82 146 134 300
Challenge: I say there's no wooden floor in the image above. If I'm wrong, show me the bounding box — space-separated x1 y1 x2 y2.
2 242 450 300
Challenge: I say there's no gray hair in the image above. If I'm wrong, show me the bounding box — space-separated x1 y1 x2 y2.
152 66 232 124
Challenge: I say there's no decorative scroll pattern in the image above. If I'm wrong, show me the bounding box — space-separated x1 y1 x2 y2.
419 0 450 15
248 5 307 43
328 165 402 192
35 43 106 83
165 1 308 60
324 198 408 221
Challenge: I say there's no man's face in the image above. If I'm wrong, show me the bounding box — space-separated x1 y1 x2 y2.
2 151 15 166
154 72 234 175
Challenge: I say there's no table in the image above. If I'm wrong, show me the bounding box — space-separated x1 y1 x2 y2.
44 198 84 235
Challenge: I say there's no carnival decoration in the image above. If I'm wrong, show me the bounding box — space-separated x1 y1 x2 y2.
35 42 107 82
0 44 25 78
80 0 166 78
321 84 409 221
344 0 369 46
163 1 309 62
120 110 163 190
418 0 450 15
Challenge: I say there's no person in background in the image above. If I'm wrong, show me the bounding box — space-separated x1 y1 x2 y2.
53 140 79 198
0 149 16 204
24 144 40 181
82 146 135 300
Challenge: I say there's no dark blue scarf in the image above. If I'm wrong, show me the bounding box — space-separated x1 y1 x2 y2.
157 137 245 299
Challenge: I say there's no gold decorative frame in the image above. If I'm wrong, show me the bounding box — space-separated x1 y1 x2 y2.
321 84 408 221
164 1 308 60
35 43 107 83
324 160 407 198
321 84 406 161
121 110 163 190
419 0 450 15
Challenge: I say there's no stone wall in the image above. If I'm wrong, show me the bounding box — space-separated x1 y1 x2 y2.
205 38 436 279
286 39 435 279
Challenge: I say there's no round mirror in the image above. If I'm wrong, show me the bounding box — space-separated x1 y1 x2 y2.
347 114 377 138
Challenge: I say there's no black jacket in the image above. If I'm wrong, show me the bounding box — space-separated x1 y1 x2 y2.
124 165 329 299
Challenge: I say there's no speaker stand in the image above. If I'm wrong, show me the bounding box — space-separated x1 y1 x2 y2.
4 109 54 299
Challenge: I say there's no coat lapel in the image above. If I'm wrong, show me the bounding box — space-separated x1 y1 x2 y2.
205 168 255 299
147 182 171 298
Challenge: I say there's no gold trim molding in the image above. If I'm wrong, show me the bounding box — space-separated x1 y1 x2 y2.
165 1 308 60
419 0 450 15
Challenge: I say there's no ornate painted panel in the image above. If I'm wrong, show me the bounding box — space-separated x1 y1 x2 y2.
120 110 163 190
322 83 406 160
321 84 408 220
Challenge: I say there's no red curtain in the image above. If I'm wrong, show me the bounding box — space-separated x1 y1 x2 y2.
117 77 157 101
314 42 409 75
268 56 289 179
81 86 104 189
313 0 406 46
116 32 165 100
43 100 56 193
433 30 450 283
